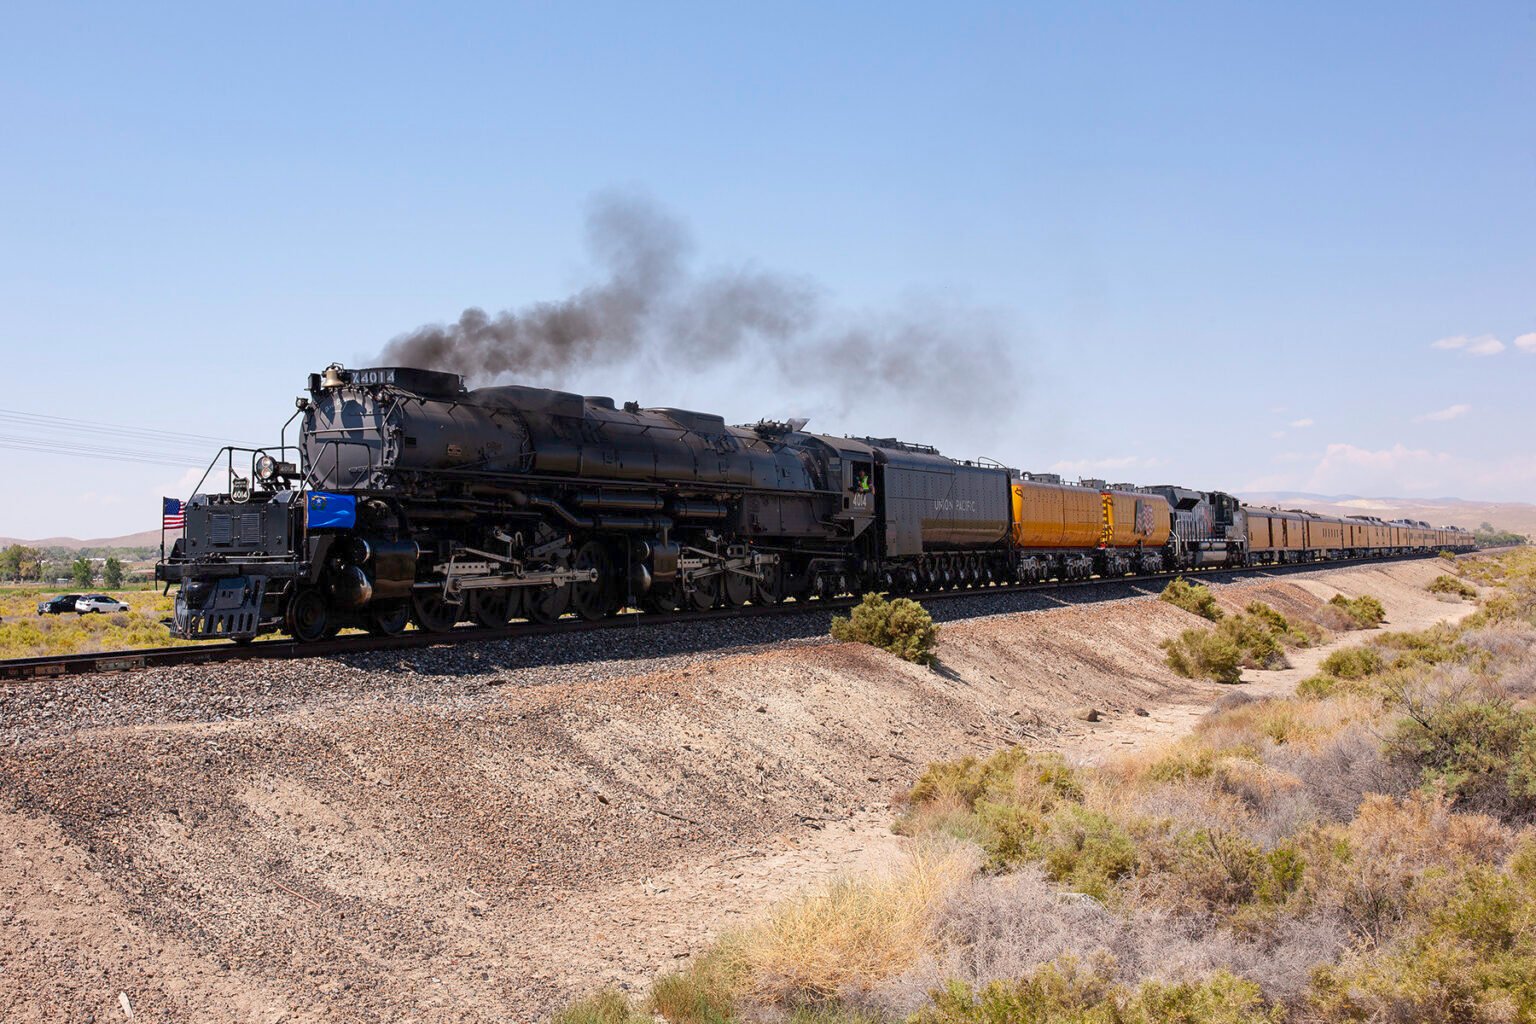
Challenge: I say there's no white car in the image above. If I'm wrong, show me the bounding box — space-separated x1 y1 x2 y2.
75 595 130 614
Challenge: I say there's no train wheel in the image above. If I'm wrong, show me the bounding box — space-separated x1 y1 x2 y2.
411 591 461 633
689 575 721 611
643 583 680 613
468 589 515 629
722 570 753 608
754 563 784 605
286 588 330 643
526 584 571 623
367 601 410 636
572 541 617 621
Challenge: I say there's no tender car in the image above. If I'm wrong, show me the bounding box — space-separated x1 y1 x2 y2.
75 595 130 614
37 593 85 615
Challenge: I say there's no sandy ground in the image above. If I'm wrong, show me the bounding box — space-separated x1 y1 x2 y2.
0 559 1474 1022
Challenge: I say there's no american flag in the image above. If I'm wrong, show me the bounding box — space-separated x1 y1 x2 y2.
162 497 185 530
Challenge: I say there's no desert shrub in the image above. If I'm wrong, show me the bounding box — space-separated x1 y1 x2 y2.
552 990 650 1024
1319 646 1383 680
721 843 976 1005
1326 594 1386 629
831 593 938 664
1030 805 1139 899
1309 845 1536 1023
1244 601 1320 648
1162 614 1286 684
1375 624 1474 671
648 952 741 1024
1386 696 1536 821
1163 627 1243 684
1161 578 1224 621
1427 574 1478 599
908 747 1035 809
914 959 1282 1024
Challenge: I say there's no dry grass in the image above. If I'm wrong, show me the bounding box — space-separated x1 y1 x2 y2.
718 841 979 1006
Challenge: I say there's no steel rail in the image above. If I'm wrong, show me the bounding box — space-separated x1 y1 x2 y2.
0 553 1444 682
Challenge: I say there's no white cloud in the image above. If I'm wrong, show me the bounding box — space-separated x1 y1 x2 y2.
1414 403 1471 423
1289 418 1314 428
1302 442 1454 495
1515 332 1536 353
1270 430 1286 439
1431 334 1505 356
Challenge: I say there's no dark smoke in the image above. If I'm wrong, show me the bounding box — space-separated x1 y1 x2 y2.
380 193 1021 430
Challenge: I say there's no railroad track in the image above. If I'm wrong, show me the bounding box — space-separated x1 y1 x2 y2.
0 553 1439 682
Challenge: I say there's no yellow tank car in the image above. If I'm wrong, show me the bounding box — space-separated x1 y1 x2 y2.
1102 488 1172 548
1010 478 1103 548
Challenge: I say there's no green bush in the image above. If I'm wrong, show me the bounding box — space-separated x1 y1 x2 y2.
1310 851 1536 1022
908 746 1034 808
1161 612 1287 684
1387 698 1536 821
1163 626 1244 684
830 593 939 664
1242 601 1318 648
1327 593 1386 629
1319 646 1384 680
1161 577 1224 621
552 990 650 1024
1031 805 1139 899
915 960 1282 1024
1428 574 1478 599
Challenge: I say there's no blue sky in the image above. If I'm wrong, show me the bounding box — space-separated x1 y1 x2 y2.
1 1 1532 538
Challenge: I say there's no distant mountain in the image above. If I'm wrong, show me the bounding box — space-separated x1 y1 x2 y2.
1237 493 1536 537
0 529 165 550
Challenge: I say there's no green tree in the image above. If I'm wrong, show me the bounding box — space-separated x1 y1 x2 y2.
71 556 94 587
0 544 20 581
102 556 124 589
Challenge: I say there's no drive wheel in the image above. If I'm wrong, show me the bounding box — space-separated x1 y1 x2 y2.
411 590 460 633
286 588 330 643
722 569 753 608
688 575 720 611
571 540 618 621
468 589 515 629
642 583 680 613
367 601 410 636
754 563 784 605
526 583 571 623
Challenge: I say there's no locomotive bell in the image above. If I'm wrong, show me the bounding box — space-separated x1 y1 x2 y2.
320 364 347 388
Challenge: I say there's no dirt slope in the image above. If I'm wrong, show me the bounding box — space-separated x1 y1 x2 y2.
0 559 1467 1022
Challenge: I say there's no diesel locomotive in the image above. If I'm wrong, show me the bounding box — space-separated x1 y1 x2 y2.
156 364 1475 642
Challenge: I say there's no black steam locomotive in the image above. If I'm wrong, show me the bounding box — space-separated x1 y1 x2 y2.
158 364 1473 642
158 365 1012 641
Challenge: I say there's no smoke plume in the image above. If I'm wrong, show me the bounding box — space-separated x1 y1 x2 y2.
380 193 1022 432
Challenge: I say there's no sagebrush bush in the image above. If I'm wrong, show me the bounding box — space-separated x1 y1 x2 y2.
1161 577 1224 621
551 990 648 1024
830 593 938 664
913 959 1283 1024
1161 613 1287 684
1427 574 1478 599
1386 696 1536 822
1319 646 1384 680
1244 601 1319 648
1326 593 1386 629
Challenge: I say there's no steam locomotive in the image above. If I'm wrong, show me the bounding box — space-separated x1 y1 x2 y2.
156 365 1474 642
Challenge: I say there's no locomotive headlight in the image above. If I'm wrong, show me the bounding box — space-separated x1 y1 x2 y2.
256 455 278 482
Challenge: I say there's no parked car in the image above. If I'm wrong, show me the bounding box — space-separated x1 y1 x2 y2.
37 593 85 615
75 595 130 614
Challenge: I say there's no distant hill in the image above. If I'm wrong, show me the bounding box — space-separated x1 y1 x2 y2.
1238 493 1536 537
0 529 165 551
